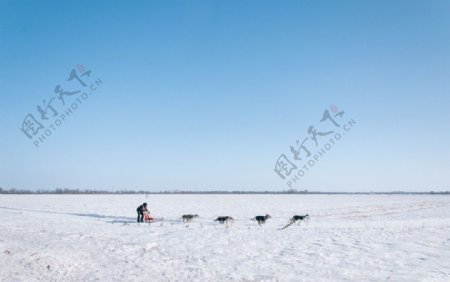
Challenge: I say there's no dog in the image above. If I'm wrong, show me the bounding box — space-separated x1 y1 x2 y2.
214 216 234 224
181 214 199 223
252 214 271 225
280 214 310 230
290 214 309 224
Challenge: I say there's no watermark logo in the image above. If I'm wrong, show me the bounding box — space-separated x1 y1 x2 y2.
274 105 356 187
19 65 103 148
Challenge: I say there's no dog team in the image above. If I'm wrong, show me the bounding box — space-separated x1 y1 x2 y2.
138 202 309 227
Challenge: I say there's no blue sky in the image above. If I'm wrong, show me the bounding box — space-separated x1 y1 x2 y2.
1 0 449 192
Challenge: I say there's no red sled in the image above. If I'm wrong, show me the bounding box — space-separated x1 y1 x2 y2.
143 211 156 222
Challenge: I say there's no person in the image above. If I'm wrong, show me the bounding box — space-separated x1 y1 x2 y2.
136 203 148 222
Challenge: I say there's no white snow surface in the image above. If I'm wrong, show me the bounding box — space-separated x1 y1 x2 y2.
0 194 449 281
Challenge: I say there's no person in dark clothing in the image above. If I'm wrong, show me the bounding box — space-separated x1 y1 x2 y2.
136 203 148 222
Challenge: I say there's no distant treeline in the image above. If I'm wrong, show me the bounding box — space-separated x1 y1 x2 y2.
0 188 449 195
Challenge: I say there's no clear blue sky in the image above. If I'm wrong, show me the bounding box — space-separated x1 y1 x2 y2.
1 0 449 192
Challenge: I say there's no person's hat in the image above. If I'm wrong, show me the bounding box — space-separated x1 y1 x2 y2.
143 203 147 206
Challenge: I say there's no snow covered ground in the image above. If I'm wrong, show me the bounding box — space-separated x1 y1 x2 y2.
0 194 449 281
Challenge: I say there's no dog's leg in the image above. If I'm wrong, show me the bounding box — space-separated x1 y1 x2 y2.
226 219 233 228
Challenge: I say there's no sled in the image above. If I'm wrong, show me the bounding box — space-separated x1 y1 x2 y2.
143 211 156 223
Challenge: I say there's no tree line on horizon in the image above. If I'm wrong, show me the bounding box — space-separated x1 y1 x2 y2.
0 187 448 195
